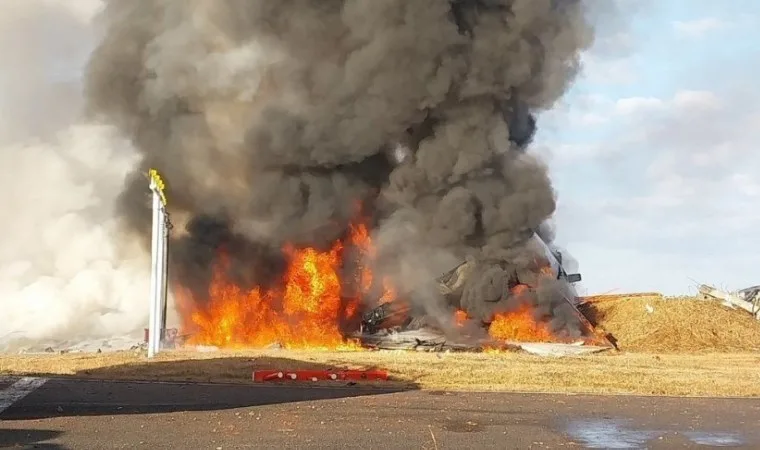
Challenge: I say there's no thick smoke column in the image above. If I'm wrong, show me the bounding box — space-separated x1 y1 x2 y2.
86 0 596 336
0 0 152 350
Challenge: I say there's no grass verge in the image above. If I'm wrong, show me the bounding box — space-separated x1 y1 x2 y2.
2 349 759 397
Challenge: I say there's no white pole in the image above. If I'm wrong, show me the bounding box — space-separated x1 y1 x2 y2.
148 179 161 358
153 205 167 355
160 211 169 344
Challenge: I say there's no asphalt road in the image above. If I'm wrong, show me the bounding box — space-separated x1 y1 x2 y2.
1 377 759 449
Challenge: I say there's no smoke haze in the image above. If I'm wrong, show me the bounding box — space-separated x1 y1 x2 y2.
0 0 152 349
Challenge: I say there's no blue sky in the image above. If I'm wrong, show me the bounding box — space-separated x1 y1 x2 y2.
536 1 760 295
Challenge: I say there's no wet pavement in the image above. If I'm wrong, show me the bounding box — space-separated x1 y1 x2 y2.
1 377 759 449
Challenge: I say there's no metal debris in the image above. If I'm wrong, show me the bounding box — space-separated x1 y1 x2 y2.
698 284 760 320
353 329 501 352
515 342 612 357
353 328 612 356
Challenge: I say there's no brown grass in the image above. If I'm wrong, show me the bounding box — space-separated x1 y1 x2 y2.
2 349 760 397
2 295 759 397
581 296 760 353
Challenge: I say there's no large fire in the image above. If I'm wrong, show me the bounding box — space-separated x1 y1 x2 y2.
180 222 385 350
177 221 573 350
488 304 555 343
487 283 556 343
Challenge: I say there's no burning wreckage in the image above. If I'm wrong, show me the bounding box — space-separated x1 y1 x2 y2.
356 232 613 354
85 1 614 356
161 222 614 355
157 233 614 355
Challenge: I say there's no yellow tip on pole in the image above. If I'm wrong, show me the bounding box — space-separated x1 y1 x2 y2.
148 168 168 206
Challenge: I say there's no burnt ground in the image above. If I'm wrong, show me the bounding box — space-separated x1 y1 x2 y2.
2 377 760 449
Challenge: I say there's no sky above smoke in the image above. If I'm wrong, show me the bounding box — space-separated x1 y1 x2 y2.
536 0 760 295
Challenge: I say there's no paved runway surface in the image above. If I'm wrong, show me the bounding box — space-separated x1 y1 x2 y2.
1 376 759 449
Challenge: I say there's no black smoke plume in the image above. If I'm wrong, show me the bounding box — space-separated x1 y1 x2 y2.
84 0 596 336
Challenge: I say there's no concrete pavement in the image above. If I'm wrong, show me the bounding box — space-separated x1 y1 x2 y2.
1 377 759 449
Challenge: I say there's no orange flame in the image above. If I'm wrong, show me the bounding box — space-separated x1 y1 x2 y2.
454 310 469 327
487 283 556 343
488 304 555 343
348 222 396 304
179 220 587 350
179 220 394 350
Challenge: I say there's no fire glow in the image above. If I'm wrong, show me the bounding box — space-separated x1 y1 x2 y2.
179 222 393 350
488 305 555 343
177 222 566 350
182 245 355 350
488 284 555 343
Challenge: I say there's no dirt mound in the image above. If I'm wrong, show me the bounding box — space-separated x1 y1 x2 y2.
580 295 760 353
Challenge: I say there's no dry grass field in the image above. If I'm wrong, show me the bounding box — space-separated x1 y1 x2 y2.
2 296 759 397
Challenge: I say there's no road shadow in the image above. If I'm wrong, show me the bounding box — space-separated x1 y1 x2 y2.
0 429 65 449
2 356 418 420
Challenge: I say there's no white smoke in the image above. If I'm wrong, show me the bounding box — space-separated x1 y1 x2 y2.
0 0 152 348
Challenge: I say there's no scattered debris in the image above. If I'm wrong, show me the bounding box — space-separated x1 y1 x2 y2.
356 253 613 355
143 328 184 348
353 328 613 356
2 335 145 355
252 369 389 382
130 343 147 352
516 342 611 357
354 329 505 352
698 285 760 320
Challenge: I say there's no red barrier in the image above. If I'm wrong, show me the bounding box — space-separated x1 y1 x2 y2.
252 369 388 382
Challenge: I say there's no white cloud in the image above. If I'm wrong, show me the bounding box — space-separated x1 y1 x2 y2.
613 97 664 115
673 18 730 38
671 90 723 110
538 2 760 295
553 143 606 162
580 54 638 85
731 173 760 198
613 90 723 117
591 31 635 57
578 113 611 126
548 84 760 294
